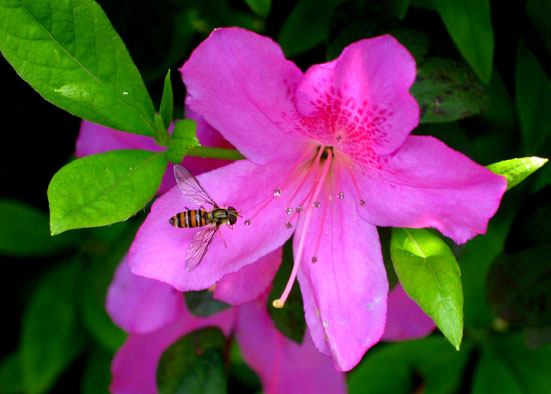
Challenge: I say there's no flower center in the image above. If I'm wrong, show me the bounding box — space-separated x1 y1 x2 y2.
244 144 367 308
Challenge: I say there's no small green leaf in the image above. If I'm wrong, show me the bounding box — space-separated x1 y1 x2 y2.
81 347 112 394
278 0 345 57
167 119 200 164
0 0 156 136
267 239 306 344
515 39 551 154
386 0 411 20
487 157 548 190
160 70 174 130
487 245 551 328
157 327 227 394
21 259 86 394
0 352 23 394
244 0 271 18
48 149 167 235
390 228 463 350
0 199 79 256
184 290 231 318
434 0 494 84
526 0 551 54
411 57 490 123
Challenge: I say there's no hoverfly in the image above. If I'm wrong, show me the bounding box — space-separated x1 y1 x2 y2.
169 165 239 271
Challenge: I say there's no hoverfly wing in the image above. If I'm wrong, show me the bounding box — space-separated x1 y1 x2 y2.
185 225 218 271
174 165 218 207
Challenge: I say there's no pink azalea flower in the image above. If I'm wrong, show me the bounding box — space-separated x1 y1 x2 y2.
107 255 347 394
128 28 506 370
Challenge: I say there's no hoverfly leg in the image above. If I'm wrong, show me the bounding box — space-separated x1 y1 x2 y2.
217 228 228 248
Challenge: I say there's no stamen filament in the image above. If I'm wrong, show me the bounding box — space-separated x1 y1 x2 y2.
346 162 365 205
273 149 333 308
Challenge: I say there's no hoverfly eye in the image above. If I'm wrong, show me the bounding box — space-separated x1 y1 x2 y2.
228 214 238 225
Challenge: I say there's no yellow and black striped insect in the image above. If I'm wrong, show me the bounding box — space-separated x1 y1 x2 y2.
169 165 239 271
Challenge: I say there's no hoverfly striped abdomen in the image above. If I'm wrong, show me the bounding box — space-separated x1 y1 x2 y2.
169 210 213 228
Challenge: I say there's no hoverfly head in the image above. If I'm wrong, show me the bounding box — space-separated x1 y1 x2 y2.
227 207 238 225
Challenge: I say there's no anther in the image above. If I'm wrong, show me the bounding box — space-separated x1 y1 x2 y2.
272 299 285 308
359 199 366 206
285 207 293 215
312 201 321 208
244 219 251 226
311 256 318 263
285 222 293 229
336 135 343 142
296 206 303 213
273 188 281 197
338 192 344 199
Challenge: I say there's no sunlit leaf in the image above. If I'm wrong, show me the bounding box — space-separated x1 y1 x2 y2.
390 228 463 349
48 149 167 235
487 157 548 190
0 0 156 136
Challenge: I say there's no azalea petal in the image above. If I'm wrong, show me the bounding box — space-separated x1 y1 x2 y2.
295 35 418 159
295 199 388 371
181 27 310 164
236 298 346 394
129 159 310 292
214 247 282 305
381 284 435 341
355 135 507 244
106 256 183 334
110 307 235 394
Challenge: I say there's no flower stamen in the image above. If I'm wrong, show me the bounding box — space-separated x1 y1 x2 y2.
273 149 333 308
346 163 366 206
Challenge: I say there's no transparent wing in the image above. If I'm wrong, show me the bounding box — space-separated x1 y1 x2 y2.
185 225 218 272
174 164 218 207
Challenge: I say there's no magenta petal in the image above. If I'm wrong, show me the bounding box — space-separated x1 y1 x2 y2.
381 284 435 341
110 307 235 394
214 248 282 305
181 27 310 164
296 201 388 371
236 298 346 394
129 159 304 292
296 35 418 157
356 135 507 244
106 257 183 334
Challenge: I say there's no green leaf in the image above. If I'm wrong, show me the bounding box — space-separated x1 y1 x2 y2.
386 0 411 21
228 342 261 391
390 228 463 349
434 0 494 84
167 119 201 164
157 327 227 394
0 352 23 394
160 70 174 131
81 347 112 394
524 326 551 349
515 39 551 154
278 0 345 57
472 334 551 394
48 149 167 235
184 290 231 318
527 0 551 54
267 239 306 344
487 244 551 328
487 157 548 190
0 0 156 136
349 337 473 394
21 259 86 394
389 28 430 66
411 57 490 123
244 0 271 18
0 199 79 256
